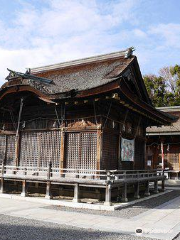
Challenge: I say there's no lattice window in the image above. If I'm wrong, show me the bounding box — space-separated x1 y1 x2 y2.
0 135 6 164
66 133 80 170
81 132 97 172
20 131 61 168
6 135 16 166
39 131 61 168
20 132 39 167
65 132 97 172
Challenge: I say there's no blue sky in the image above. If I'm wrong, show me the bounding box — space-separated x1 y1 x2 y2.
0 0 180 83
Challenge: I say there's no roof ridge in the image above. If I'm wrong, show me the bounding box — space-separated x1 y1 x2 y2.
31 47 135 74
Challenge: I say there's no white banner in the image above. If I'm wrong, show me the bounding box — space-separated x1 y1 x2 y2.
121 138 134 162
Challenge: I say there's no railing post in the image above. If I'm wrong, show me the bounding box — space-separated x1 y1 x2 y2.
121 171 128 202
23 167 27 176
145 180 150 196
154 180 159 194
21 180 27 197
134 173 140 199
162 170 165 192
73 183 80 203
107 171 111 181
45 161 52 199
0 162 4 194
104 183 112 206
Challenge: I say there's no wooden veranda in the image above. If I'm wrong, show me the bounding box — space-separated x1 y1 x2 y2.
0 163 165 205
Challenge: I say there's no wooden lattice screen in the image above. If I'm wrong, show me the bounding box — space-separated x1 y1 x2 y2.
6 135 16 166
0 134 16 166
65 132 97 172
20 130 61 168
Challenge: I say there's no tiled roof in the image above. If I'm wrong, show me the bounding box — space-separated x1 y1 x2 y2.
3 48 135 96
147 107 180 135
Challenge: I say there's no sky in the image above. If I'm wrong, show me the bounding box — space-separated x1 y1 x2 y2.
0 0 180 84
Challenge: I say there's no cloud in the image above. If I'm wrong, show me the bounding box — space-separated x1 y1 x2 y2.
0 0 139 83
0 0 180 85
148 23 180 49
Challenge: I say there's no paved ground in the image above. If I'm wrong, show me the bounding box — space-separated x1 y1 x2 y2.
45 190 180 219
0 190 180 240
0 215 158 240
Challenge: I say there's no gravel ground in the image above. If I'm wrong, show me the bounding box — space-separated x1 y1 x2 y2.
0 214 159 240
174 233 180 240
44 190 180 219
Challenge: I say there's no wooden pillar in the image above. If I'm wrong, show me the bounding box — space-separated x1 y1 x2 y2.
45 162 52 199
97 126 102 171
45 181 52 199
0 162 4 194
73 183 80 203
122 182 128 202
154 180 159 194
104 184 112 206
134 182 140 199
15 98 24 167
161 140 164 170
60 129 65 174
118 133 122 170
162 178 165 192
0 178 4 194
15 135 21 167
21 180 27 197
145 181 150 196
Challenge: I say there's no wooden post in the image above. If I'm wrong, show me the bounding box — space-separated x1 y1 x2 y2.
122 182 128 202
104 183 112 206
15 98 24 167
45 162 52 199
161 141 164 170
45 181 52 199
97 126 102 171
118 133 122 170
15 134 21 167
145 181 150 196
134 182 140 199
162 177 165 192
0 162 4 194
60 129 65 175
73 183 80 203
154 180 159 194
21 180 27 197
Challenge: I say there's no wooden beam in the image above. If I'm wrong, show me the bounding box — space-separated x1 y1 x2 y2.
97 126 102 171
15 134 21 166
60 129 65 171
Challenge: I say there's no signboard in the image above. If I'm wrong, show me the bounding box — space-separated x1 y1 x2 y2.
147 160 151 166
121 138 134 162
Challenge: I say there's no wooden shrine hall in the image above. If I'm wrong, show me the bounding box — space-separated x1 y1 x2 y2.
0 47 176 206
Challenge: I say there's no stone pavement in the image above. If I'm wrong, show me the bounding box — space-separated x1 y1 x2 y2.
0 194 180 240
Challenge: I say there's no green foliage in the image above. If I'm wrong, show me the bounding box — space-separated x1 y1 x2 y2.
143 65 180 107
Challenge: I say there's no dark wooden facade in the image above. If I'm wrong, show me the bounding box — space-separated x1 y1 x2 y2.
0 48 175 204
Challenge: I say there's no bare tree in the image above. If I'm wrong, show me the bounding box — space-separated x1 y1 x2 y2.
159 66 177 93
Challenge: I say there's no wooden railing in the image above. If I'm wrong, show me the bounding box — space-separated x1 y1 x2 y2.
0 164 164 183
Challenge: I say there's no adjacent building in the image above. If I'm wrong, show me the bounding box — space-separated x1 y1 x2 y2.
146 106 180 179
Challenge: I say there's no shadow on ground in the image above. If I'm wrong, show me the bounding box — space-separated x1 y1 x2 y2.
0 214 156 240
